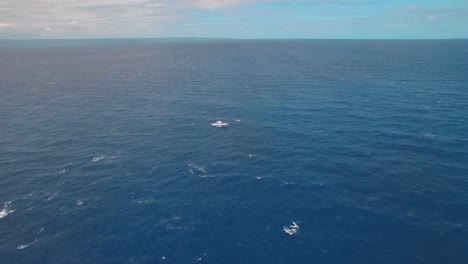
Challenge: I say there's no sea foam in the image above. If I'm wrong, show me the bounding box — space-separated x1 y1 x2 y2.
92 155 119 163
283 221 300 235
0 201 15 219
188 163 207 175
17 238 38 250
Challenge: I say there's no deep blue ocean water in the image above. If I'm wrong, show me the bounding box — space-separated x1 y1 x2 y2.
0 40 467 264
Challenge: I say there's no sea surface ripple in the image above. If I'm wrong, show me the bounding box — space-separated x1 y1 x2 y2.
0 40 467 264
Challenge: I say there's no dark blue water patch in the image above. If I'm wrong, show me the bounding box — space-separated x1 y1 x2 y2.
0 40 467 264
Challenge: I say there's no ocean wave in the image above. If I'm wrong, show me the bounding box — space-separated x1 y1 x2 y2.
200 175 216 178
196 253 207 261
166 224 184 231
188 163 207 175
366 196 380 202
283 221 300 235
145 166 158 174
136 198 155 205
17 238 38 250
157 215 195 231
92 155 119 163
7 147 17 152
92 155 106 162
17 244 30 250
22 193 33 200
0 201 15 219
46 192 58 201
421 132 436 139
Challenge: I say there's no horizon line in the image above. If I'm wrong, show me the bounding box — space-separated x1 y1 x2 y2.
1 37 468 41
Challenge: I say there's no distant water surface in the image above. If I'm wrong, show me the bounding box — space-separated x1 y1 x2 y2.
0 40 467 264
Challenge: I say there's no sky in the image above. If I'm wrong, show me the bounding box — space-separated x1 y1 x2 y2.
0 0 467 39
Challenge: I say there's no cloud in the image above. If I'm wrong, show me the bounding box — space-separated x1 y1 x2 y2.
393 4 468 24
0 0 181 38
0 0 253 38
189 0 256 10
0 0 467 39
0 23 14 29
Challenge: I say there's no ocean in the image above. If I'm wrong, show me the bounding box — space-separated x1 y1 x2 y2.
0 39 467 264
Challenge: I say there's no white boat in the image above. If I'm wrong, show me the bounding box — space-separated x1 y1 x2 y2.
211 120 229 128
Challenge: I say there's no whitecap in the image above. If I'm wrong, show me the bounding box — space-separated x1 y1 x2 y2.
136 198 155 205
7 147 17 152
200 175 216 178
0 201 15 219
188 163 207 174
92 155 118 163
17 238 38 250
196 252 207 261
160 215 191 231
166 224 184 231
256 177 263 180
76 200 83 206
46 192 58 201
283 221 299 235
22 193 33 200
92 155 106 163
17 244 30 250
172 216 181 221
366 196 380 202
58 168 67 174
421 133 436 139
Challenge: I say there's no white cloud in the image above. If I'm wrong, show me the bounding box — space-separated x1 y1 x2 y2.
0 0 276 38
0 23 14 29
0 0 182 38
1 1 467 39
189 0 257 10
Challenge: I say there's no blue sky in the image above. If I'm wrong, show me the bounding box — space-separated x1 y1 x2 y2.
0 0 467 39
